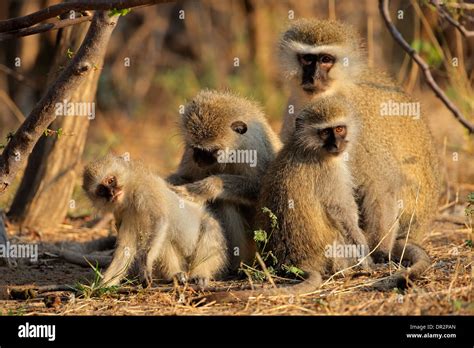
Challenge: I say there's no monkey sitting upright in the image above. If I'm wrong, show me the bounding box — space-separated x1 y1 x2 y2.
82 154 227 287
167 90 282 270
198 96 373 303
277 19 440 289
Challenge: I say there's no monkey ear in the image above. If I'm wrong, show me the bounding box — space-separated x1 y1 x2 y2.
231 121 248 135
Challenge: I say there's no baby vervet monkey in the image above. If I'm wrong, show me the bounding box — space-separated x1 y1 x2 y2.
82 154 227 287
198 97 373 303
167 90 282 270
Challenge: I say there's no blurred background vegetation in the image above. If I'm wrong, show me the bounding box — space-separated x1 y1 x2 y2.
0 0 473 230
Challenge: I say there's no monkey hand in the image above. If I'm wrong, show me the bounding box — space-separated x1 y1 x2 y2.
173 177 224 203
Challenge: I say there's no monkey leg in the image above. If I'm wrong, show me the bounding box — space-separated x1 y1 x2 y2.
328 203 374 270
140 220 170 286
101 235 137 287
370 178 435 290
359 186 400 264
216 204 256 271
189 215 227 287
157 242 187 283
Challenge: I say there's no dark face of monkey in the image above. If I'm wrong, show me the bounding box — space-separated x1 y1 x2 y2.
188 120 248 168
296 115 349 156
317 125 347 155
297 53 335 94
94 175 123 203
83 155 130 210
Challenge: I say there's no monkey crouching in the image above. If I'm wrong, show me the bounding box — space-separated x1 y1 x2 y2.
82 154 227 287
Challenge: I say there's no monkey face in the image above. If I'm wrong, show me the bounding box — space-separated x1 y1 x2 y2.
318 125 347 155
187 118 249 168
94 175 124 204
297 53 335 94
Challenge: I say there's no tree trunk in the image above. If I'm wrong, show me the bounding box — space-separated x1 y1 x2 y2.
8 19 99 231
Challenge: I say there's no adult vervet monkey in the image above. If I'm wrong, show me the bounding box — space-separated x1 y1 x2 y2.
167 90 282 271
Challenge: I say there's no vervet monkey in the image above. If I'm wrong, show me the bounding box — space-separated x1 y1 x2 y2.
83 154 227 287
278 19 440 289
197 97 373 303
168 90 282 270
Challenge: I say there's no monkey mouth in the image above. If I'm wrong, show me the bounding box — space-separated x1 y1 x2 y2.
192 147 219 168
301 83 318 94
110 190 123 203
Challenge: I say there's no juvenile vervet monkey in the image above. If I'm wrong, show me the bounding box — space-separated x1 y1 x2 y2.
82 154 227 287
278 19 440 289
168 90 282 270
198 97 373 303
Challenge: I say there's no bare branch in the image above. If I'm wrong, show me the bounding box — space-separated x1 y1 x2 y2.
0 11 119 194
379 0 474 134
430 0 474 38
0 0 171 33
0 15 92 42
0 64 37 89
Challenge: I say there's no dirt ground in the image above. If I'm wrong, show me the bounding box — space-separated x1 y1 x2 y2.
0 210 471 316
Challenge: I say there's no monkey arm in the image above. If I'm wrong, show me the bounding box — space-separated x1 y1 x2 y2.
176 174 259 206
166 173 192 186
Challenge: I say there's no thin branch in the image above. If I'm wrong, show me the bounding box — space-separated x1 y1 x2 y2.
0 15 92 42
0 0 171 33
0 64 37 89
379 0 474 134
430 0 474 38
0 11 118 194
0 90 26 123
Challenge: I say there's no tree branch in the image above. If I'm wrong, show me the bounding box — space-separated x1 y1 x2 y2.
0 11 118 194
0 0 170 33
379 0 474 134
430 0 474 38
0 15 93 42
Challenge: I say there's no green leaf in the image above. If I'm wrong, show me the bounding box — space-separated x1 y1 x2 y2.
282 264 305 277
66 48 74 59
57 128 63 139
411 39 443 67
465 239 473 248
253 229 267 243
468 192 474 203
108 8 131 17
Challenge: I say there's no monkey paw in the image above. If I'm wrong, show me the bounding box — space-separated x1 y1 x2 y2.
174 272 188 285
139 270 153 288
191 277 209 290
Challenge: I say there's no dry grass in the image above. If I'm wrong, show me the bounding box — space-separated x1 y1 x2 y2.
0 213 471 316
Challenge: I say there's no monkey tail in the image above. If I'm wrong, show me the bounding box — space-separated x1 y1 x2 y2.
193 271 322 304
372 240 430 291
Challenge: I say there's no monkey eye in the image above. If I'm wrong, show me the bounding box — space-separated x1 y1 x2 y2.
319 129 331 137
335 126 345 134
320 54 334 64
231 121 248 135
299 54 316 66
105 176 115 186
